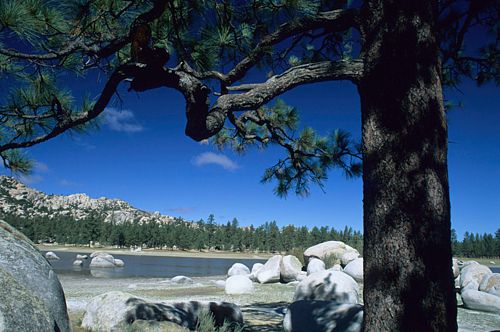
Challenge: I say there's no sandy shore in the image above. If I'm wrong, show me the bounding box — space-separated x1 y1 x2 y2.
36 244 274 260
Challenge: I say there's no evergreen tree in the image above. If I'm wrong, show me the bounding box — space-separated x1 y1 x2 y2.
0 4 496 325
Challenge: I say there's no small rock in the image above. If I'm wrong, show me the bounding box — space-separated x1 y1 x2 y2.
227 263 250 277
76 254 88 260
73 259 83 266
211 280 226 289
256 255 282 284
283 300 363 332
114 259 125 267
344 258 363 282
171 276 194 284
307 258 325 275
45 251 60 260
225 275 254 295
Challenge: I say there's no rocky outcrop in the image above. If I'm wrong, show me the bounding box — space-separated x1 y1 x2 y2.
81 291 243 331
0 220 70 332
283 300 363 332
0 176 174 226
256 255 282 284
343 258 363 282
280 255 303 283
294 270 359 304
304 241 359 266
225 275 254 294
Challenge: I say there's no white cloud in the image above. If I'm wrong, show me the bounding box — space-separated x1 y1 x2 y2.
59 179 77 187
192 152 239 171
19 174 43 184
33 161 49 173
103 108 144 133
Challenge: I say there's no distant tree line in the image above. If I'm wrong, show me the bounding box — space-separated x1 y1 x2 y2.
2 213 363 253
3 213 498 257
451 229 500 258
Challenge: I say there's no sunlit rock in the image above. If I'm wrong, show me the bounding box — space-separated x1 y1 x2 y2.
256 255 282 284
225 275 254 294
294 270 359 304
280 255 303 283
307 258 325 276
343 258 363 282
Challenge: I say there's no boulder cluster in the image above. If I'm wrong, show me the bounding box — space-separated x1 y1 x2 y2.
456 259 500 313
219 241 364 331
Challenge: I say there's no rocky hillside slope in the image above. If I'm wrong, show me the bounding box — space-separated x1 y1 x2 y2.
0 176 174 224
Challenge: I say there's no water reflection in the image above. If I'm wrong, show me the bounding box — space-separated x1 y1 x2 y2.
43 250 265 279
90 267 125 278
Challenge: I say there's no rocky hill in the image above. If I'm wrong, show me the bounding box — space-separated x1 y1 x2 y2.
0 176 174 224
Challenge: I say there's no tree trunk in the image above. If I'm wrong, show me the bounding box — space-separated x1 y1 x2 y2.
358 1 457 330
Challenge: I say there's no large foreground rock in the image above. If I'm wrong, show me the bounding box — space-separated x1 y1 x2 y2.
479 273 500 297
460 263 492 290
283 300 363 332
280 255 303 282
82 291 243 331
343 258 363 282
227 263 250 277
304 241 359 266
461 289 500 313
225 275 254 294
256 255 282 284
294 270 359 304
0 220 70 332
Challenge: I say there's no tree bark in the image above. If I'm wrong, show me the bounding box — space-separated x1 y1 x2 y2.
358 1 457 330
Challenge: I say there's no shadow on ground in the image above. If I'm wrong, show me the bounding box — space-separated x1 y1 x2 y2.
241 301 288 332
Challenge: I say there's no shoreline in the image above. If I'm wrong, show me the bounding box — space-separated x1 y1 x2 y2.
36 244 273 260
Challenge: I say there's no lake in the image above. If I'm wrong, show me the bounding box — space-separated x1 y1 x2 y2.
43 251 266 278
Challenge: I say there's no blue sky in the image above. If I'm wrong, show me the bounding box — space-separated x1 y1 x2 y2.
1 74 498 240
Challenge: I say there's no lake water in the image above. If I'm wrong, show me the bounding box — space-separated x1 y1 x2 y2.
43 251 266 278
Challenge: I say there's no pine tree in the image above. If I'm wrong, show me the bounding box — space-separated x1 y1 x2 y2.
0 1 497 329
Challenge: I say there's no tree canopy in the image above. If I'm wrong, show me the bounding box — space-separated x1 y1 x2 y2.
1 0 495 194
